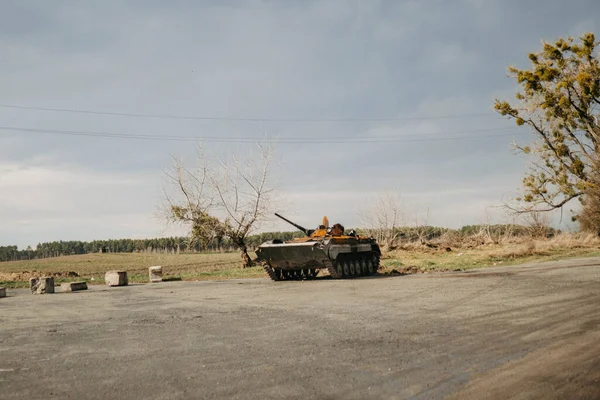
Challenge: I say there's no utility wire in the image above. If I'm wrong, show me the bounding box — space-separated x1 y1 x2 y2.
0 125 522 144
0 103 497 122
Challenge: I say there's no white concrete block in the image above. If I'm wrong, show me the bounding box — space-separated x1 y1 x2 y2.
104 271 128 286
0 287 5 298
149 266 162 283
30 277 55 294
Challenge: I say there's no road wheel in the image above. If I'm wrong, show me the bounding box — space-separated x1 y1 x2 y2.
343 261 350 276
366 259 374 274
336 262 343 277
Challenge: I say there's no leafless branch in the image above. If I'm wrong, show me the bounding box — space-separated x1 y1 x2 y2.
162 142 276 268
360 191 405 250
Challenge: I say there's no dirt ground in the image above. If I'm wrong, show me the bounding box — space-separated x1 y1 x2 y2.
0 270 80 282
1 257 599 399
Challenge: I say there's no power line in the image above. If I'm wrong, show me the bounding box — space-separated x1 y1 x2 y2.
0 125 515 140
0 103 497 122
0 125 523 144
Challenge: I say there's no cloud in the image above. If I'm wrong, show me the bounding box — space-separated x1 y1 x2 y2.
0 0 597 247
0 163 175 244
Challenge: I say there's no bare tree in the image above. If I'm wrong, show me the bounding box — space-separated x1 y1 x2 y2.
477 208 501 244
163 144 274 268
360 191 404 250
475 207 516 245
412 206 431 244
524 210 552 238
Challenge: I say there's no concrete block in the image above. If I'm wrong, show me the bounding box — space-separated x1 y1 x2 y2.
149 266 162 283
61 281 88 292
105 270 128 286
0 287 5 298
30 277 55 294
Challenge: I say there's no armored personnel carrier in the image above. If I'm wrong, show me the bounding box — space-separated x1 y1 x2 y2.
256 213 381 281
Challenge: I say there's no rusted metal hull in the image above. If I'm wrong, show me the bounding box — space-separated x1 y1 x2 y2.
256 241 329 270
256 238 381 280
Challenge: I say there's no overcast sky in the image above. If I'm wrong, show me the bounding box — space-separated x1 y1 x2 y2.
1 0 597 248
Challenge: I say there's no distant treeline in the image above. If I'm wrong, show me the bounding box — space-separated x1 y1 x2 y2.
396 224 556 242
0 231 305 262
0 224 556 262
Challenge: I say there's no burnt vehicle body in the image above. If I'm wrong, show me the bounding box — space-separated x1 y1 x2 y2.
256 213 381 281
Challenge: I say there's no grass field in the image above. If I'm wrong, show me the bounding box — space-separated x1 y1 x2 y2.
2 233 599 288
0 252 266 288
380 232 600 274
380 242 600 274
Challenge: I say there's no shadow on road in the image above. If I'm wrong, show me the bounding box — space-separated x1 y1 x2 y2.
279 272 405 282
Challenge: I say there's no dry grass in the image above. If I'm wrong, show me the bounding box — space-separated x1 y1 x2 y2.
380 232 600 274
1 233 599 287
0 251 265 288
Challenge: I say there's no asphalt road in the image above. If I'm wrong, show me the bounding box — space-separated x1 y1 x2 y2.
2 257 600 399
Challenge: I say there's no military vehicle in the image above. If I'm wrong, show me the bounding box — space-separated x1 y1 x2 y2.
256 213 381 281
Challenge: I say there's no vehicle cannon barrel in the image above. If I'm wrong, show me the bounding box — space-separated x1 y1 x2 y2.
274 213 309 236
